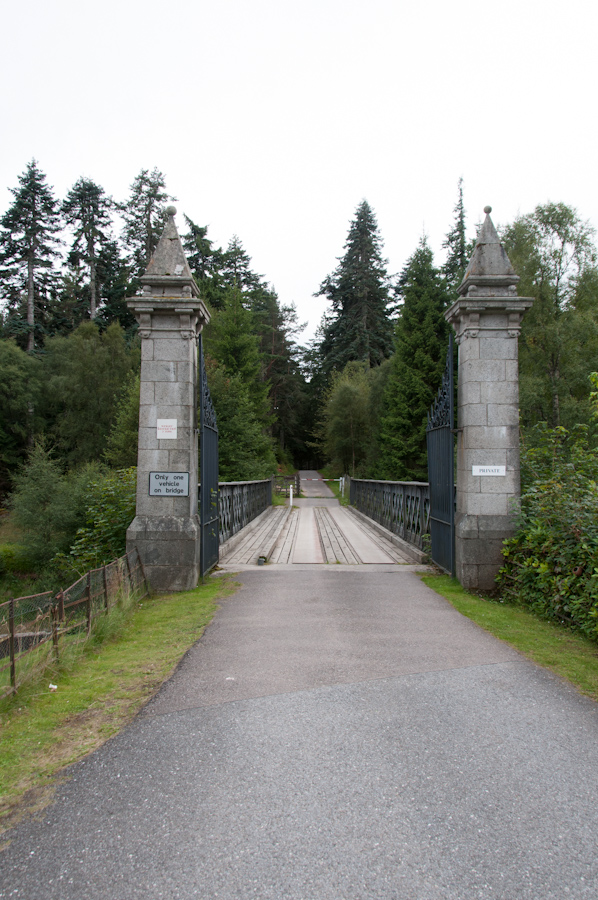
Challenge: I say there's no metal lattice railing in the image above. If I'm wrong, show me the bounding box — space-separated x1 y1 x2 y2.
0 548 149 698
349 479 430 548
199 479 273 545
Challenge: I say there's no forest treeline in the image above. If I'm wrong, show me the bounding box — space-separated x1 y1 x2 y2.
2 162 598 503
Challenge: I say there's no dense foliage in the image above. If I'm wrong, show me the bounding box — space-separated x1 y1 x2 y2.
497 423 598 639
316 200 394 375
376 238 452 481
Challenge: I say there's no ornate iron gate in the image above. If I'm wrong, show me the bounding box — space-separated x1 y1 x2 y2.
426 333 455 575
199 334 219 577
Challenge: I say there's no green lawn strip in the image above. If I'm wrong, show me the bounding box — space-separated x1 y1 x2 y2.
325 477 350 506
0 574 237 833
421 574 598 701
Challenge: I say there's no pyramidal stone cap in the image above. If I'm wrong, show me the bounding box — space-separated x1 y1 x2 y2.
458 206 519 297
139 206 199 298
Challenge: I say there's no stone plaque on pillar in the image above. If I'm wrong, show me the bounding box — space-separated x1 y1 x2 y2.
126 207 210 591
445 207 533 591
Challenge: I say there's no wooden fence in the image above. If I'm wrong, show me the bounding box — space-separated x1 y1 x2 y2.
0 548 148 698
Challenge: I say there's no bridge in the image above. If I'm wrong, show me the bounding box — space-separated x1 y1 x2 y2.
220 470 422 569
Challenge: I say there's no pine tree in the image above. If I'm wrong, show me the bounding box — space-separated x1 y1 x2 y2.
119 168 174 277
62 178 113 319
182 216 226 310
317 200 393 374
442 177 468 295
377 238 451 481
0 160 62 351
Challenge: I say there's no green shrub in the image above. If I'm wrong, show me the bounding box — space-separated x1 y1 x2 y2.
64 467 136 573
497 423 598 638
9 446 136 584
9 445 102 568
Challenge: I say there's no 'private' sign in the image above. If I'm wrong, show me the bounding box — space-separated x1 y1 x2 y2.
472 465 506 477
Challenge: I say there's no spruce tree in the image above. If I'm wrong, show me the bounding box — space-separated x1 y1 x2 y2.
377 238 451 481
0 160 62 351
62 177 113 319
317 200 393 374
442 177 468 296
119 168 173 277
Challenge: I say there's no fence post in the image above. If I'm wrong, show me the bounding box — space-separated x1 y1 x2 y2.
135 548 150 597
51 602 60 663
124 551 133 595
103 565 109 612
86 571 92 636
8 598 16 692
57 590 65 623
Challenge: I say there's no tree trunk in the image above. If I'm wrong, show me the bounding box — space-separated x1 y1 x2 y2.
88 236 97 319
27 251 35 353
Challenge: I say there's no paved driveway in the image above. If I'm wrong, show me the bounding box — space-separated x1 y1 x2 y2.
1 568 598 899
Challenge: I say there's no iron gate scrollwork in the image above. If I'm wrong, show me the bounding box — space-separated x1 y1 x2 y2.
199 334 219 577
426 333 455 576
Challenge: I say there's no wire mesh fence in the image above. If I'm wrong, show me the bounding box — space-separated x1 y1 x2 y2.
0 548 148 699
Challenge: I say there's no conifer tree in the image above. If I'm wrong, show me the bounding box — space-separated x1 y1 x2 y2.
377 238 451 481
62 177 113 319
317 200 393 374
442 178 468 295
0 160 62 351
119 168 173 277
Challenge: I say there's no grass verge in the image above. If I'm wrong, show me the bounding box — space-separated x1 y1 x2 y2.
421 574 598 702
0 574 237 836
325 477 350 506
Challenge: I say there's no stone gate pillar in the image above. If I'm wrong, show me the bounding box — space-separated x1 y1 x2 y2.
126 207 210 591
445 207 533 591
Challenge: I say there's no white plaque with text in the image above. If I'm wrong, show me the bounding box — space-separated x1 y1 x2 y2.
472 465 506 477
157 419 177 439
149 472 189 496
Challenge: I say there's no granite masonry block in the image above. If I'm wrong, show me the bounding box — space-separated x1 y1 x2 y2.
479 336 518 360
455 514 479 540
480 381 519 404
477 472 518 494
153 339 192 363
487 403 519 426
459 448 508 470
137 427 159 450
478 514 518 541
462 358 506 383
142 361 177 383
505 360 520 382
464 425 518 451
460 404 488 427
138 449 171 468
459 382 482 405
143 565 198 593
456 563 479 589
139 382 155 405
176 362 195 384
458 339 480 363
141 340 154 361
154 381 193 406
168 449 193 468
459 537 505 565
139 406 158 428
467 493 508 516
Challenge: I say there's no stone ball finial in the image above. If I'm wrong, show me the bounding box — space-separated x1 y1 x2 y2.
484 205 492 215
166 205 177 217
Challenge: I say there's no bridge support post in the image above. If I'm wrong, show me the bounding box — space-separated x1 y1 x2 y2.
126 208 210 591
445 207 533 591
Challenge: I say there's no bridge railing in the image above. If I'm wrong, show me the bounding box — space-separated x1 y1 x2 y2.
199 479 274 545
349 479 430 549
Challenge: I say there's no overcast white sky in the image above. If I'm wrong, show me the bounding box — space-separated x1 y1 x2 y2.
2 0 597 342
